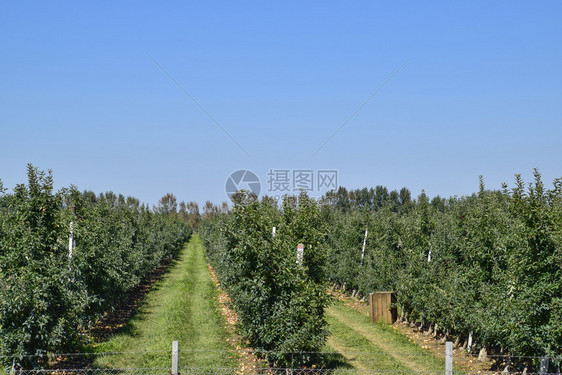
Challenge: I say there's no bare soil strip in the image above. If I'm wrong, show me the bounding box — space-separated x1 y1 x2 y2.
207 258 266 374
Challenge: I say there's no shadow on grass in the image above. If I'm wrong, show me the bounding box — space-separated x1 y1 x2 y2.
318 352 355 369
294 350 353 370
90 252 183 341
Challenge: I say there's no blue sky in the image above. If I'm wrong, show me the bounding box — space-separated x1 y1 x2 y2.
1 1 561 207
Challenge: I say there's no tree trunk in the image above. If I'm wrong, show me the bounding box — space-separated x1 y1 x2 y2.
502 357 511 374
466 331 473 352
453 334 460 347
440 329 449 343
418 316 425 331
478 347 487 361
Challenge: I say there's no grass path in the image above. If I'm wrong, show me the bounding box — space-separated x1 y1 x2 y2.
325 301 445 373
88 236 448 372
92 235 236 369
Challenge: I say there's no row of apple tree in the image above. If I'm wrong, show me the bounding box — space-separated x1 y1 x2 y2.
199 192 331 367
0 165 191 368
323 171 561 367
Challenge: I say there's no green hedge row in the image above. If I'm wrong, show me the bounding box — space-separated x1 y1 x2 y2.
0 166 191 368
199 192 330 367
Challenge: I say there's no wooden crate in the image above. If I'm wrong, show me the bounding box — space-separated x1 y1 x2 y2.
369 292 397 324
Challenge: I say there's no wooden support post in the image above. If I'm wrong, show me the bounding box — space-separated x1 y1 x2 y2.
171 340 179 375
445 341 453 375
540 357 549 375
369 292 397 324
369 293 374 322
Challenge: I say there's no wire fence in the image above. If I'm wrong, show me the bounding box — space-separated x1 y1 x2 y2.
7 369 562 375
2 343 560 375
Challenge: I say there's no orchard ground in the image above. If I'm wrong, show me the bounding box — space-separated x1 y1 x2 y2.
83 236 480 373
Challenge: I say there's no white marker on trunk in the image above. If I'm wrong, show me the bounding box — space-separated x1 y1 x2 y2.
68 222 75 258
360 229 368 266
297 243 304 265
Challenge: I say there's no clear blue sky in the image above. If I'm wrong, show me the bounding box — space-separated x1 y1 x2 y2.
1 1 561 207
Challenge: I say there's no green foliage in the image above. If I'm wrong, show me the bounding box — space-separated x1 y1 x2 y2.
200 192 331 367
200 173 561 363
321 172 562 363
0 165 191 368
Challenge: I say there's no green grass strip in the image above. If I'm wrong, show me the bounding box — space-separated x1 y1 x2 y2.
324 301 445 373
325 313 409 371
92 235 237 369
